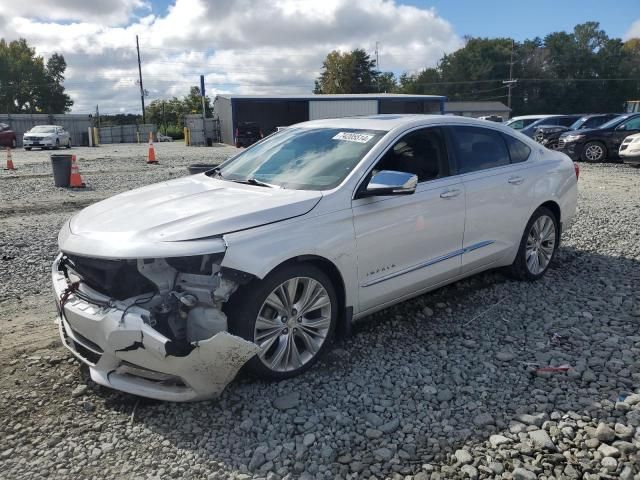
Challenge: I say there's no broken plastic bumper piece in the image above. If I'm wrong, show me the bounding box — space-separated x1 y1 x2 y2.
52 256 259 402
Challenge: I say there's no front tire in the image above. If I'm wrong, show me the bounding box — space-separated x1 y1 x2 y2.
24 147 31 151
507 206 559 280
11 138 17 148
66 139 71 149
54 139 60 150
581 141 606 162
225 263 338 379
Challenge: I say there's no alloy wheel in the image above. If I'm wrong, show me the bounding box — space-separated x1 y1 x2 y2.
254 276 332 372
584 143 604 162
525 215 556 275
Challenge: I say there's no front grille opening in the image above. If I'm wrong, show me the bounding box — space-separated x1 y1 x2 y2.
61 326 101 365
64 255 156 300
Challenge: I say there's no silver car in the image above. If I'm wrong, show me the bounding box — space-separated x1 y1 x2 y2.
23 125 71 150
53 115 578 401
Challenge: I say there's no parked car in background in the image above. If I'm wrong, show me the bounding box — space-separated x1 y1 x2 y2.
533 114 620 150
235 121 262 148
52 115 578 401
0 123 17 148
157 133 174 142
478 115 503 122
558 113 640 162
519 115 583 138
619 133 640 166
504 115 561 130
23 125 71 150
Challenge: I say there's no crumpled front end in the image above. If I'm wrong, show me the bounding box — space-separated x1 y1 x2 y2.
52 252 259 402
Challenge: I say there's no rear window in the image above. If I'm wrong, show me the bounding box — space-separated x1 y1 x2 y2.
503 134 531 163
449 126 511 173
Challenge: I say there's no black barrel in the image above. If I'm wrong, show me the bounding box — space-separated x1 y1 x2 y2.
187 163 217 175
50 154 73 187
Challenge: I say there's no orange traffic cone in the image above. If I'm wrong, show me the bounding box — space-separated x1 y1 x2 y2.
4 148 16 171
69 155 86 188
147 132 158 164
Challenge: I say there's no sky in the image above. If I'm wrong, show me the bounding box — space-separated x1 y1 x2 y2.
0 0 638 114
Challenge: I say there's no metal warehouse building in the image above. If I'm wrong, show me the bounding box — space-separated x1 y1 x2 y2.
213 94 445 145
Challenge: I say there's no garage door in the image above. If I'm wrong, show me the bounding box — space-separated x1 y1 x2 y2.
309 100 378 120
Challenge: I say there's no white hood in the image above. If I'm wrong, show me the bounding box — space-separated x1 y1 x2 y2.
61 174 322 258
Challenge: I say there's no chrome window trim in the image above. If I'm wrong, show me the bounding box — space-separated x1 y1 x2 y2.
361 240 494 287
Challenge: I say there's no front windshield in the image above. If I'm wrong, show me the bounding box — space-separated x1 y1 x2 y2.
598 115 626 130
30 126 56 133
215 127 386 190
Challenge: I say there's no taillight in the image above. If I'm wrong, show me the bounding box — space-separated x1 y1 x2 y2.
573 162 580 180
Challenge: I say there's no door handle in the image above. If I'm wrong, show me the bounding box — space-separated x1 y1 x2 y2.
508 176 525 185
440 188 462 199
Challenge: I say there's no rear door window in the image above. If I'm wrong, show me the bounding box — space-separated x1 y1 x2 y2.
502 134 531 163
449 126 511 173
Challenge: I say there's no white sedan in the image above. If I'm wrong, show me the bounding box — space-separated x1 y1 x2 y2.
619 133 640 166
52 115 578 401
23 125 71 150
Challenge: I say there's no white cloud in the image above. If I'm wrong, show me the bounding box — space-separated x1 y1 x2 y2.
0 0 149 25
0 0 462 113
625 19 640 40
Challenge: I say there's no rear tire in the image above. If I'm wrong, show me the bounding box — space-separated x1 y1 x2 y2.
66 139 71 149
54 139 60 150
581 141 606 162
11 138 17 148
225 263 338 380
507 206 559 281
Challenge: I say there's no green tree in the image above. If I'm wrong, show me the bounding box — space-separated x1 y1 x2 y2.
396 23 640 115
314 49 379 94
377 72 398 93
0 38 72 113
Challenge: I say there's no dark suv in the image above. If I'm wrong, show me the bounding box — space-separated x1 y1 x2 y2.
519 115 583 138
534 114 620 150
558 113 640 162
235 122 262 148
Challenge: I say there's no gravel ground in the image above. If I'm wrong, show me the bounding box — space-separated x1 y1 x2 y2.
1 150 639 480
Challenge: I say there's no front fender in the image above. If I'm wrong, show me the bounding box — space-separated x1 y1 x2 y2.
221 209 358 311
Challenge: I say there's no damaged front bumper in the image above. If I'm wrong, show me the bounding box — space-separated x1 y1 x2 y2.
52 254 259 402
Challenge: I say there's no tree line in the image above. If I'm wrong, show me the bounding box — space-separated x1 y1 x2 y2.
0 39 73 113
314 22 640 115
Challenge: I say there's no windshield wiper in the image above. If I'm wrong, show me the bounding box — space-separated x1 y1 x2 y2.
232 177 279 188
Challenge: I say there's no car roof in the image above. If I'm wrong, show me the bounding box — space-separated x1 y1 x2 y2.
31 125 62 128
508 114 562 121
292 114 505 132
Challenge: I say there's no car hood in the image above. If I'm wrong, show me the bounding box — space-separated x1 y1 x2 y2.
560 127 610 138
68 174 322 244
24 132 54 137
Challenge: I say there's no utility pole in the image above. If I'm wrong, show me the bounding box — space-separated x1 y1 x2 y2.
162 100 166 135
200 75 206 145
136 35 146 124
375 41 380 92
95 104 101 128
502 40 517 117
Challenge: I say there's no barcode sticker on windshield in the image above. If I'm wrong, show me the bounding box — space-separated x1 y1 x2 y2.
332 132 375 143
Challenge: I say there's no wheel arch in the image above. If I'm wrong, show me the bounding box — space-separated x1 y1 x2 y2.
538 200 561 224
263 254 351 338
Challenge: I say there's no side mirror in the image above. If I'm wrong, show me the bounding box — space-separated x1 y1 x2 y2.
359 170 418 198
